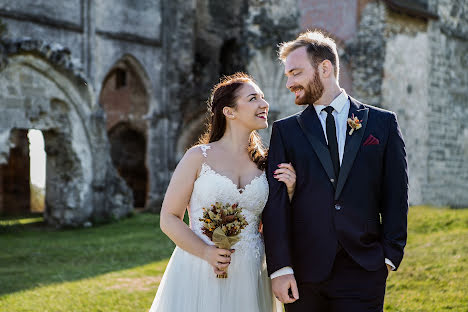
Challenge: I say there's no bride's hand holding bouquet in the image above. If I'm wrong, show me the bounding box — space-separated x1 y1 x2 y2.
203 244 234 276
200 202 248 278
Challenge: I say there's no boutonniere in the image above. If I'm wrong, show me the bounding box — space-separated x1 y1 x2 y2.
347 114 362 135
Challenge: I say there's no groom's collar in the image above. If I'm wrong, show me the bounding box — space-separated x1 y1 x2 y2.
313 89 348 116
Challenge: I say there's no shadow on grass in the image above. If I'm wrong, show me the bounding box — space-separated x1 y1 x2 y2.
0 212 175 296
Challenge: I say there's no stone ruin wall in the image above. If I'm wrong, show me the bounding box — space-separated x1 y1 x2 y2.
0 0 466 219
424 0 468 207
0 0 166 213
0 41 133 226
351 0 468 207
243 0 468 207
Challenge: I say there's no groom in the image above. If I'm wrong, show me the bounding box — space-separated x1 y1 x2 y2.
262 31 408 311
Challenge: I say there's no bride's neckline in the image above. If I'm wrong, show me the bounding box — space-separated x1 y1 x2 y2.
200 162 265 194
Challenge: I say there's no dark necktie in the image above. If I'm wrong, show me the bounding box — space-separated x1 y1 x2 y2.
323 106 340 179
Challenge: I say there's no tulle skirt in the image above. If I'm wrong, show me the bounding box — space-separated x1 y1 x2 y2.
149 246 282 312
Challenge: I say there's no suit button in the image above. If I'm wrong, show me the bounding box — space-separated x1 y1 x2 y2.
330 178 335 183
335 204 341 211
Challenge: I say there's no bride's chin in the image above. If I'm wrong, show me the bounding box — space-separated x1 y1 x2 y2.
254 122 268 130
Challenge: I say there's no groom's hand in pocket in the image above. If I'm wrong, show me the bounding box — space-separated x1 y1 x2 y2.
272 274 299 304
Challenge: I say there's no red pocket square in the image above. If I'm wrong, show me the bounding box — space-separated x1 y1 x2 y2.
363 135 380 146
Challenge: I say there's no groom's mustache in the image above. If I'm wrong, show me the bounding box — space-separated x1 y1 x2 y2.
289 86 304 92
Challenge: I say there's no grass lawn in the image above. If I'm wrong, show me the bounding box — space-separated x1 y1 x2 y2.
0 213 174 312
0 206 467 311
384 206 468 311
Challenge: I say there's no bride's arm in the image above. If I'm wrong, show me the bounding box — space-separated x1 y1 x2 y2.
160 147 232 274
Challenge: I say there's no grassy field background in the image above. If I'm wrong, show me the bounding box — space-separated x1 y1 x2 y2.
0 206 467 311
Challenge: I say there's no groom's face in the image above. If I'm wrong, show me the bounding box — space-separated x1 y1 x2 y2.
284 47 324 105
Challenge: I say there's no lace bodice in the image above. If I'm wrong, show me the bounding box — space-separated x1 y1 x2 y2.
189 145 269 259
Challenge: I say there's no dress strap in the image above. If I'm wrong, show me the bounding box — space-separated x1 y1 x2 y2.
199 144 211 158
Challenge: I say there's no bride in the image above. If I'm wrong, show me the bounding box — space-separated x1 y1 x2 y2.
149 72 296 312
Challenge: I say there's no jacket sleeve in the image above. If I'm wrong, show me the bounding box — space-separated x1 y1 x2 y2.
381 112 409 270
262 121 293 275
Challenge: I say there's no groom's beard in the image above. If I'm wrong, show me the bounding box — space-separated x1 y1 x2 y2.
293 71 324 105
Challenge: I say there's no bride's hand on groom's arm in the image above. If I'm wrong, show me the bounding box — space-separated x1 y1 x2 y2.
272 274 299 304
203 245 234 275
274 163 296 201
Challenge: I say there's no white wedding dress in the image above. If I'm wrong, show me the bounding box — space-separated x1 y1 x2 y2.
149 145 282 312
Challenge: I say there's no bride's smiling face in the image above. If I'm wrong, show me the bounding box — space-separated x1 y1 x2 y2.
224 82 269 131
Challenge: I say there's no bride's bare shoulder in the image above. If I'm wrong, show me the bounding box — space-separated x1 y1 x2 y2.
175 144 211 176
181 145 207 163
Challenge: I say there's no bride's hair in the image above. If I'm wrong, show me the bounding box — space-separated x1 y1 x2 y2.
197 72 267 170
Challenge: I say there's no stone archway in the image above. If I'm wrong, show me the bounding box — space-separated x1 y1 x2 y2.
108 123 148 208
0 39 133 227
176 114 207 161
0 128 48 217
0 129 31 216
99 55 150 209
99 55 150 134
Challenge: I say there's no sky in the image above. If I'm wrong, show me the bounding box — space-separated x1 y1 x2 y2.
28 129 46 188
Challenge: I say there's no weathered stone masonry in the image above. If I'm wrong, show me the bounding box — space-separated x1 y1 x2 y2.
0 39 133 226
0 0 466 222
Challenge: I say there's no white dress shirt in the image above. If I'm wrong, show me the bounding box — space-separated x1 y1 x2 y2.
270 90 395 279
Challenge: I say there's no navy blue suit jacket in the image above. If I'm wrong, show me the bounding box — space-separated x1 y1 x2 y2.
262 97 408 283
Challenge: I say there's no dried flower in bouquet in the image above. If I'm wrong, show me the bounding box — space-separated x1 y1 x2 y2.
199 202 248 278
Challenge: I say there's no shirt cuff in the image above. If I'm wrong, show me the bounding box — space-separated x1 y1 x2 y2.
270 266 294 279
385 258 396 271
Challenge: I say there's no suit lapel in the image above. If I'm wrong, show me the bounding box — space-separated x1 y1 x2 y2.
296 105 337 189
334 97 369 200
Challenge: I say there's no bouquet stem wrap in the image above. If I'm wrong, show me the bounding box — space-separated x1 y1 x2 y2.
212 227 241 278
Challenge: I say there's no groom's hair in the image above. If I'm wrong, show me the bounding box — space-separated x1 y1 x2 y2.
278 30 339 80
